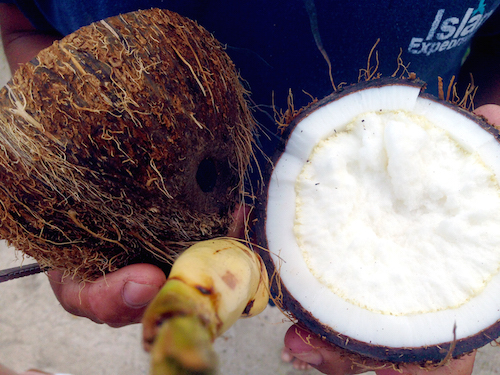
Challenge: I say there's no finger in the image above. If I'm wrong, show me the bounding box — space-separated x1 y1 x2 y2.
281 346 313 370
284 325 367 375
228 203 251 239
375 351 476 375
48 263 166 327
474 104 500 128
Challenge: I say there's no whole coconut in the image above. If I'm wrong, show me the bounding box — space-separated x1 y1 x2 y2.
0 8 255 279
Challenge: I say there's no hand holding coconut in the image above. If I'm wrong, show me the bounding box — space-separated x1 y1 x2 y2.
262 83 500 375
47 205 247 327
280 103 500 375
283 326 476 375
0 8 261 374
48 264 166 327
2 3 500 375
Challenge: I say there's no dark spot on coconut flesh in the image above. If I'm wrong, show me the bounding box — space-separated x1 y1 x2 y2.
196 157 217 193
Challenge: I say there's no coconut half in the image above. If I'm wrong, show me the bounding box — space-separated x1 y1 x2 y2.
0 9 255 279
257 77 500 363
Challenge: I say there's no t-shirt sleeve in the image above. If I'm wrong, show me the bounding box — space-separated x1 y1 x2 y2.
2 0 202 35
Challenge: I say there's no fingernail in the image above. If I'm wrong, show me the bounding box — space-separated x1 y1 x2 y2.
123 281 159 308
290 349 324 366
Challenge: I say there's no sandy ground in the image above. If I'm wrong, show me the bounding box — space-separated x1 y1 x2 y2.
0 37 499 375
0 241 306 375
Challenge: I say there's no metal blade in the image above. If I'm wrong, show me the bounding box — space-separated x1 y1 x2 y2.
0 263 44 283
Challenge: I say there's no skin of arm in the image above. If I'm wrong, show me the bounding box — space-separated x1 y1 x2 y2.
0 3 60 72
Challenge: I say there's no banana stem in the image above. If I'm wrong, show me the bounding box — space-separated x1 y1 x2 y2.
142 239 269 375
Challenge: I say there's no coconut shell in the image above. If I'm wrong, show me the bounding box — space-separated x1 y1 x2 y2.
0 9 255 279
255 77 500 365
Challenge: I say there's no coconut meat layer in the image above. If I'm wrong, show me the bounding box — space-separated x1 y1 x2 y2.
295 110 500 316
266 84 500 347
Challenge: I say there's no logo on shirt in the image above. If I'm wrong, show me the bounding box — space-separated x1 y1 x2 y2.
408 2 495 56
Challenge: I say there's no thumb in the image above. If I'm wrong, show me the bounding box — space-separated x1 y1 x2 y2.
228 203 252 239
284 325 368 375
48 263 166 327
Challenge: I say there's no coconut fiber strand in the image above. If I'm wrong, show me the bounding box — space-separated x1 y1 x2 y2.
0 9 255 279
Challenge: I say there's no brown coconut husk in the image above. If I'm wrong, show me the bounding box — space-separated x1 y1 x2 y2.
0 8 255 280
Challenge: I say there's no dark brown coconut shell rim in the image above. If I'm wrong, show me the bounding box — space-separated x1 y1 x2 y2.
255 76 500 363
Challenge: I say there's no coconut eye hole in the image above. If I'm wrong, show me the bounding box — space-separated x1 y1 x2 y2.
196 158 217 193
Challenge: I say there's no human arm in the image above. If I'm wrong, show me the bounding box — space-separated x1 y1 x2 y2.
0 3 60 73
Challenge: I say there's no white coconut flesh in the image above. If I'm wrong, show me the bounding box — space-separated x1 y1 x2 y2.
266 83 500 349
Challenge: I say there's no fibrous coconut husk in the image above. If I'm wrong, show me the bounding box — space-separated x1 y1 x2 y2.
0 8 255 279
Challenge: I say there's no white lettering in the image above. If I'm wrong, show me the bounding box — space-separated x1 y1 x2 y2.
438 40 450 51
420 41 431 54
460 14 482 36
453 8 474 38
408 37 423 54
426 9 445 40
407 35 475 56
436 17 458 40
407 6 497 57
447 39 458 49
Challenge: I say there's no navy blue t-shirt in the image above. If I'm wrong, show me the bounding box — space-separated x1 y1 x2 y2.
4 0 500 153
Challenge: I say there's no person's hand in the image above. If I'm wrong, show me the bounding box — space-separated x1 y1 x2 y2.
283 325 476 375
0 3 166 329
474 103 500 129
0 2 251 329
282 105 500 375
47 204 249 327
48 263 167 327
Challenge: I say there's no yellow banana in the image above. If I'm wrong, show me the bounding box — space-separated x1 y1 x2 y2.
142 238 269 375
